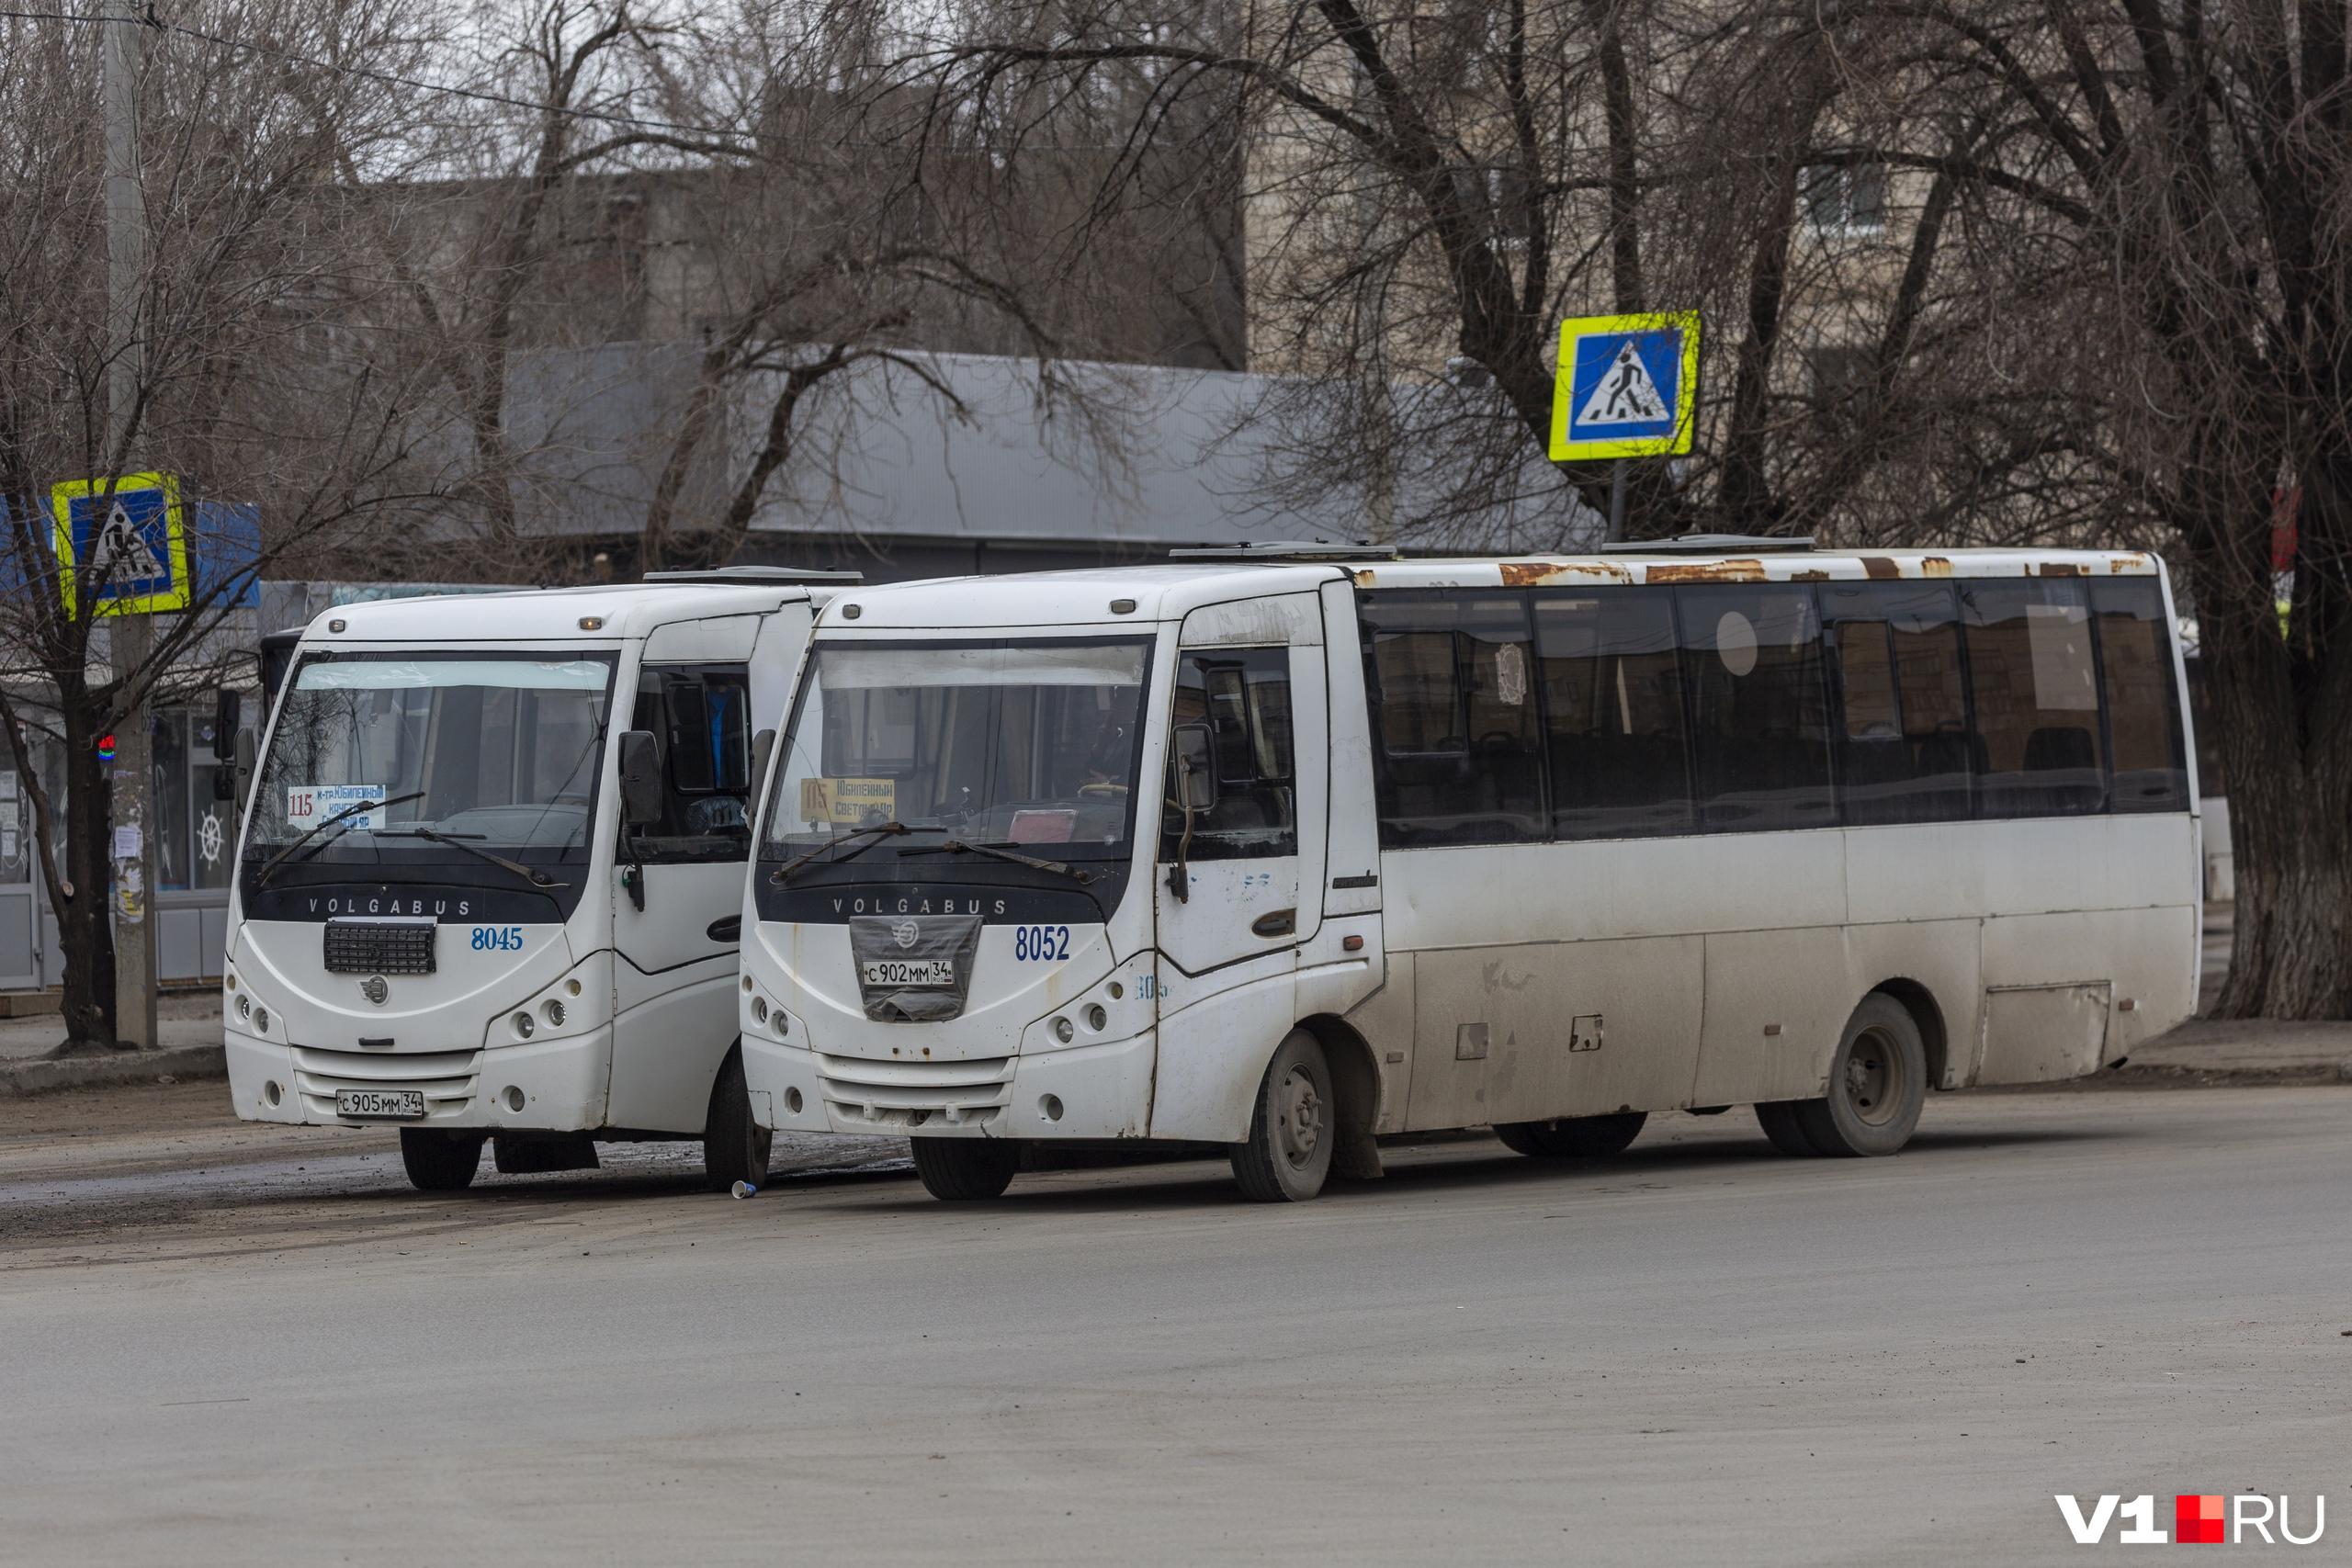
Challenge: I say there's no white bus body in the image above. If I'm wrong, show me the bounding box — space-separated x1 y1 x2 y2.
225 572 850 1191
740 547 2199 1201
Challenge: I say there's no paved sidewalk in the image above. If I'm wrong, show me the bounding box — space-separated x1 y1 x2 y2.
0 993 223 1095
2127 1017 2352 1080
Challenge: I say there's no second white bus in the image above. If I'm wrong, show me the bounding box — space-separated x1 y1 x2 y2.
739 542 2199 1201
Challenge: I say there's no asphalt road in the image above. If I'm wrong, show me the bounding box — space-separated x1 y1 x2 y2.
3 1085 2347 1566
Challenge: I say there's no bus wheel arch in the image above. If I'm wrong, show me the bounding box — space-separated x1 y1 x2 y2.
1868 977 1951 1092
1793 991 1929 1156
1295 1014 1383 1181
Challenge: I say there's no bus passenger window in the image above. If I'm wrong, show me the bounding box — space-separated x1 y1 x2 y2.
2092 578 2189 813
1673 585 1835 831
1961 581 2106 817
1532 589 1692 839
1359 592 1544 846
628 666 755 859
1821 581 1972 825
1160 648 1295 861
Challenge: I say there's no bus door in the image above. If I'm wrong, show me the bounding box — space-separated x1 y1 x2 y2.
607 630 760 1131
1155 598 1328 980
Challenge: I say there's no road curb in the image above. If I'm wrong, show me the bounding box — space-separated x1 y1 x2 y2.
0 1043 227 1097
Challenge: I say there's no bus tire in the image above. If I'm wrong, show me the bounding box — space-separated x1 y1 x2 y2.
1792 994 1928 1157
701 1045 773 1194
1494 1111 1646 1159
1230 1030 1333 1202
1753 1100 1823 1156
400 1129 485 1192
910 1138 1020 1201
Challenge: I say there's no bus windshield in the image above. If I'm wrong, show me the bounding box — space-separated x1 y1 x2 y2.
763 638 1152 864
244 651 617 866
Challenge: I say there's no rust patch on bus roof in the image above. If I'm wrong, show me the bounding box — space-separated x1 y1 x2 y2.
1860 556 1901 580
2109 553 2149 572
1352 569 1380 588
1789 569 1831 581
2037 559 2086 577
1921 556 1955 577
1498 559 1634 587
1645 558 1770 584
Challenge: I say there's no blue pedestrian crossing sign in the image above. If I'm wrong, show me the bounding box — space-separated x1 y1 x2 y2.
51 472 191 616
1549 310 1701 461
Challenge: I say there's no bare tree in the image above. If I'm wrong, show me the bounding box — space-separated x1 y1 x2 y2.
881 0 1809 540
0 1 476 1047
1781 0 2352 1018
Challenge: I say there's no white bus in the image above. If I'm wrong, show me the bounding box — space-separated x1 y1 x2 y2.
224 570 854 1192
738 542 2199 1202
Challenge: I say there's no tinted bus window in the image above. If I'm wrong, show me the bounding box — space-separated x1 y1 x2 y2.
1532 588 1693 838
2092 578 2189 813
1674 584 1835 831
1821 581 1972 825
1961 580 2105 817
1162 648 1298 860
1360 592 1545 845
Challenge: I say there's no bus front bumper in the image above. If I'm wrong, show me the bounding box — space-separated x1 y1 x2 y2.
744 1029 1157 1142
226 1024 612 1132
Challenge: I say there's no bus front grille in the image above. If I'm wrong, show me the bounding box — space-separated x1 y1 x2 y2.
815 1053 1012 1130
293 1045 481 1121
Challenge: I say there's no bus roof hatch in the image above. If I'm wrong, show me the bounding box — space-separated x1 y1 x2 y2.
1599 533 1817 555
640 566 865 585
1167 541 1402 563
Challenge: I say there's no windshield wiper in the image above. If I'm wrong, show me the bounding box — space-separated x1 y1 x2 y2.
373 828 569 889
899 840 1095 886
769 821 908 886
254 790 428 886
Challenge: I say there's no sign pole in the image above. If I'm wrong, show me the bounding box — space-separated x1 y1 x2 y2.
1607 459 1628 544
105 1 158 1051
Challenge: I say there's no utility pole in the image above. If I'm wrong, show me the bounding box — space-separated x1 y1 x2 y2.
104 0 159 1050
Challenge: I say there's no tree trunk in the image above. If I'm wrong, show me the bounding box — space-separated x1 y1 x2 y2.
2201 547 2352 1020
56 693 119 1048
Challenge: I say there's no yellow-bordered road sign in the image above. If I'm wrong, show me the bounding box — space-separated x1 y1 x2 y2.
51 471 191 616
1549 310 1701 461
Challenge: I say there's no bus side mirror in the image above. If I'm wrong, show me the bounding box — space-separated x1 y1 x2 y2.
617 730 664 829
1172 723 1219 813
212 691 241 763
222 727 256 806
750 728 776 799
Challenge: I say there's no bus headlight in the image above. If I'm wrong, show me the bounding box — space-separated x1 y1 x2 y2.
511 1010 535 1040
236 993 251 1021
541 998 566 1030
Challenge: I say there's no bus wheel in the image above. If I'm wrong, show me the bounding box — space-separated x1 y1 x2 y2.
702 1046 773 1194
1753 1101 1822 1156
1231 1031 1333 1202
1792 994 1927 1157
1494 1111 1646 1159
910 1138 1019 1201
400 1129 485 1192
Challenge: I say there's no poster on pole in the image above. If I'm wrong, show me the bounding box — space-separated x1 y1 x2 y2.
1548 311 1701 461
50 471 191 616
